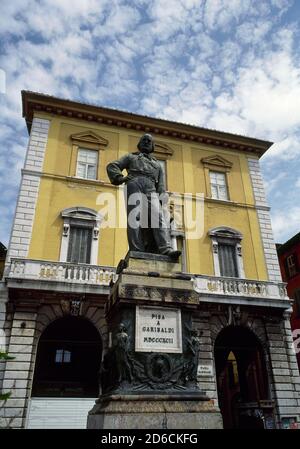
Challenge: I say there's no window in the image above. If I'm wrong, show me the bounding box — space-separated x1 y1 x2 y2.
170 233 187 272
60 207 100 265
210 171 229 200
76 149 98 180
55 349 71 364
218 243 239 277
209 227 244 278
67 225 93 264
285 254 298 278
157 159 167 189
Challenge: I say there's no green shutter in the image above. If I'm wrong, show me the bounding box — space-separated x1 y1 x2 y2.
218 243 238 277
67 226 92 264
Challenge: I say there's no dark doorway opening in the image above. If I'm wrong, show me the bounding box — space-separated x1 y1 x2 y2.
32 316 102 398
214 325 273 429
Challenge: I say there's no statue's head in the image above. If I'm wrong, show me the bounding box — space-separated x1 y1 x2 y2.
137 133 155 154
118 323 126 332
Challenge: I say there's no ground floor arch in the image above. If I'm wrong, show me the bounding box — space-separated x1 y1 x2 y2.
25 315 103 428
32 315 102 398
214 325 274 429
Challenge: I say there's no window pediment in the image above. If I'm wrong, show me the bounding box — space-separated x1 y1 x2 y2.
201 155 233 171
61 206 100 221
70 131 108 148
209 226 243 241
154 141 174 160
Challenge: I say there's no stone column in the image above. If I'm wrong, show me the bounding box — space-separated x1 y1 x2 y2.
193 312 219 406
265 312 300 428
0 310 37 428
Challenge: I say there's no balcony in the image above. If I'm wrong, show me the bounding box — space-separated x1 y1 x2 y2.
193 274 290 309
6 258 117 294
6 258 291 309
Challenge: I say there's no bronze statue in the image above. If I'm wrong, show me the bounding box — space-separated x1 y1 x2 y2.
185 329 200 383
107 134 181 259
113 323 132 384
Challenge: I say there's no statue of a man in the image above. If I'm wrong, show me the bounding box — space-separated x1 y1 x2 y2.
107 134 181 259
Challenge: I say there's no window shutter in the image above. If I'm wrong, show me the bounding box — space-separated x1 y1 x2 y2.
67 226 92 264
218 243 238 277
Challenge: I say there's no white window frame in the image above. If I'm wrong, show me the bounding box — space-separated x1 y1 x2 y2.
209 171 229 201
76 148 99 180
60 207 101 265
287 254 297 278
209 227 244 278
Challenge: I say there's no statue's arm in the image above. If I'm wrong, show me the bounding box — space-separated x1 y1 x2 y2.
106 154 131 185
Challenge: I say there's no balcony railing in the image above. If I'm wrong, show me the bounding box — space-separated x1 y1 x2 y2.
7 258 289 302
193 275 288 300
8 258 117 286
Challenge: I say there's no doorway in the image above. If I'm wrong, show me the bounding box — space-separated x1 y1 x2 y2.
214 325 271 429
27 315 102 428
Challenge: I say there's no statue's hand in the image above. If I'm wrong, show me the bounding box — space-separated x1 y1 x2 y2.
113 175 127 185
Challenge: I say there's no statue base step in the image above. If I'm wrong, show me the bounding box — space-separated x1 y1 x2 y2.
117 251 183 276
87 393 223 429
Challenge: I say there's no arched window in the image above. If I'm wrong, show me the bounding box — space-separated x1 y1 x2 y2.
32 316 102 398
209 226 244 278
60 207 101 265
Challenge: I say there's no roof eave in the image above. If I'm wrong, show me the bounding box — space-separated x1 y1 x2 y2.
21 90 273 158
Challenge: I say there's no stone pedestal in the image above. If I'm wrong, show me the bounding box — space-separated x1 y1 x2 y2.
87 252 223 429
88 394 222 429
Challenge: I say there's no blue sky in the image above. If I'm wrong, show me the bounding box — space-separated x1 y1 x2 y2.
0 0 300 247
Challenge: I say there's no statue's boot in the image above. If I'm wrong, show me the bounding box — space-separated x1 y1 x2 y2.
162 249 181 259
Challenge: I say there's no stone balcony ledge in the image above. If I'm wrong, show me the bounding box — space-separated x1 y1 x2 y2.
193 274 291 309
6 259 291 309
6 258 117 292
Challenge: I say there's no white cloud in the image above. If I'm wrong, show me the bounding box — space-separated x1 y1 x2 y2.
236 20 272 44
263 136 300 161
271 206 300 243
263 171 288 196
0 0 300 249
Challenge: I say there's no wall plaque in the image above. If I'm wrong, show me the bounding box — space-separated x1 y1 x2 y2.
197 364 214 377
135 305 182 353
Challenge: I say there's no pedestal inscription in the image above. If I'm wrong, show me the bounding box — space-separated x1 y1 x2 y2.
135 306 182 353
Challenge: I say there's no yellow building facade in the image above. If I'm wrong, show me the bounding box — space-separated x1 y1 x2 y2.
1 91 299 430
27 101 268 278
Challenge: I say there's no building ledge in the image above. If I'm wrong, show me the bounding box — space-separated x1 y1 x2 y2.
193 274 290 308
6 258 116 295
